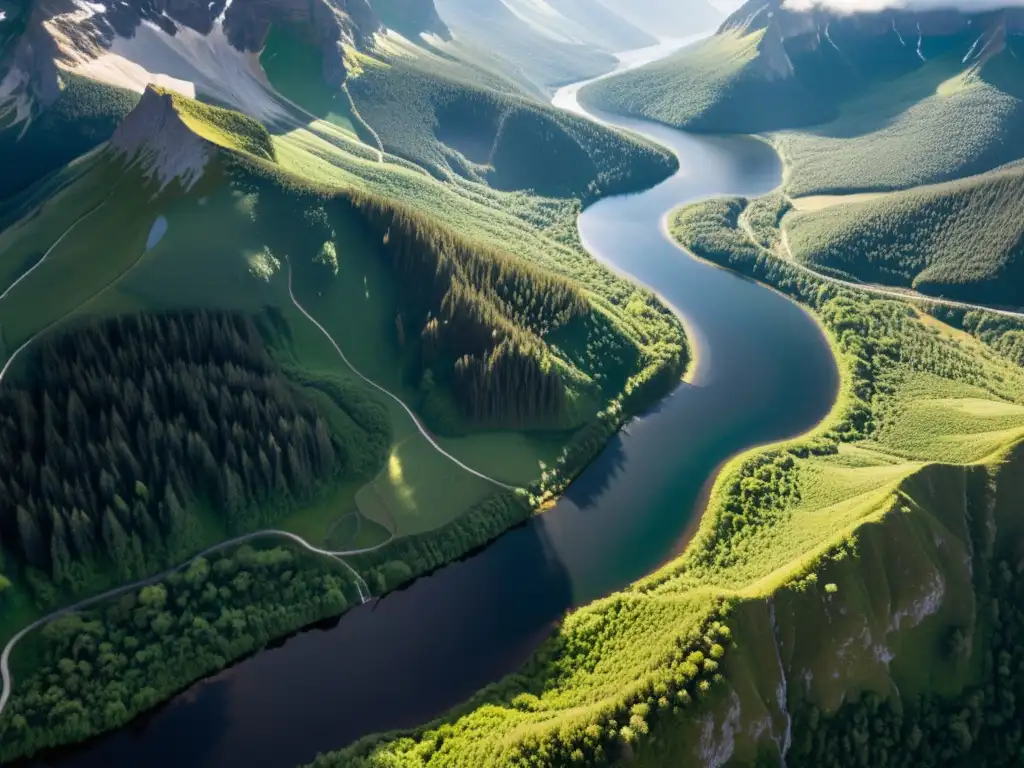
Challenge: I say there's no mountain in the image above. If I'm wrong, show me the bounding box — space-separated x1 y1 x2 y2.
0 0 690 758
597 0 723 38
580 3 1024 192
785 162 1024 307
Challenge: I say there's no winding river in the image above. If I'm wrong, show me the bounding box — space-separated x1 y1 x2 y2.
37 38 839 768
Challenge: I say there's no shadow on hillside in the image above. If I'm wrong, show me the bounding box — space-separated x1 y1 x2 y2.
45 519 575 768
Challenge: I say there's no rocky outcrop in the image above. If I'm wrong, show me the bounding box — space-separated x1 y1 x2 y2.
225 0 380 86
368 0 449 40
109 86 211 190
0 0 384 118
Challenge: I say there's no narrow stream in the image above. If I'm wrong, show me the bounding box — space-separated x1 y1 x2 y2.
40 38 839 768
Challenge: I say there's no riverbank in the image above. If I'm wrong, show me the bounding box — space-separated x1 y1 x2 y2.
17 39 842 767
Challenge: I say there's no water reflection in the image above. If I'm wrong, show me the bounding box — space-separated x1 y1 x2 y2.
44 38 838 768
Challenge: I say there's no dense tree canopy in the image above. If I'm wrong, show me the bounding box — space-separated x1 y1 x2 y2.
0 310 389 602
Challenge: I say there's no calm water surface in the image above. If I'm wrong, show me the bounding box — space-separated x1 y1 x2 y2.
42 39 839 768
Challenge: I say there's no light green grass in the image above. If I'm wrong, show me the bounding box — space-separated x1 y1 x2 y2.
165 88 276 161
0 157 166 354
356 438 494 537
279 480 364 545
772 51 1024 194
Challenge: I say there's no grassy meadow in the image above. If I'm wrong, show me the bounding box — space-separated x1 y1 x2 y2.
309 179 1024 765
0 63 690 755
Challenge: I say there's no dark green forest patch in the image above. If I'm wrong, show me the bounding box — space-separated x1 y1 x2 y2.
0 310 390 608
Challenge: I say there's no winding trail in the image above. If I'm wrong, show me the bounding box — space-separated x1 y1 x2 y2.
737 208 1024 321
0 202 114 387
0 223 514 727
0 528 396 721
0 202 109 303
284 257 518 491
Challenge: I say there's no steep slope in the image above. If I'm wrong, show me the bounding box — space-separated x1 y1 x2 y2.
306 189 1024 766
264 26 677 199
785 163 1024 307
0 0 383 197
581 3 1024 192
579 25 834 133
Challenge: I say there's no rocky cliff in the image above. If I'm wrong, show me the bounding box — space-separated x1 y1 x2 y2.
637 444 1024 766
0 0 386 120
109 85 212 190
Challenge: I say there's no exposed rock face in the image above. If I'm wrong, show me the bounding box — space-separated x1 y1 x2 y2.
110 85 211 190
723 0 1024 52
225 0 380 86
0 0 384 117
368 0 449 39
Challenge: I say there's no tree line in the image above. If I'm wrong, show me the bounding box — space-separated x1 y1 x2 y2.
357 196 587 428
786 531 1024 767
0 544 361 762
0 310 389 603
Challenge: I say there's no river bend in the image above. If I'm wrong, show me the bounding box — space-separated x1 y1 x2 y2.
38 39 839 768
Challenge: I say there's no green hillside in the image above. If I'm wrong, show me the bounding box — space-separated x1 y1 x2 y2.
785 163 1024 307
580 20 1024 195
579 29 835 134
263 28 676 200
0 68 688 757
303 191 1024 764
775 48 1024 195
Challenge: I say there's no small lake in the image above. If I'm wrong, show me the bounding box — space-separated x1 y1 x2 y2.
40 38 839 768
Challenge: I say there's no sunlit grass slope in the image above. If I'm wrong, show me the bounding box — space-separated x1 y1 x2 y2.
774 49 1024 195
267 32 677 201
308 185 1024 765
579 29 833 133
784 163 1024 306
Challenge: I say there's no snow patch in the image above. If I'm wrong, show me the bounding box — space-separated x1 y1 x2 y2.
73 1 107 18
892 18 906 46
72 18 288 123
0 66 33 131
963 33 984 62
